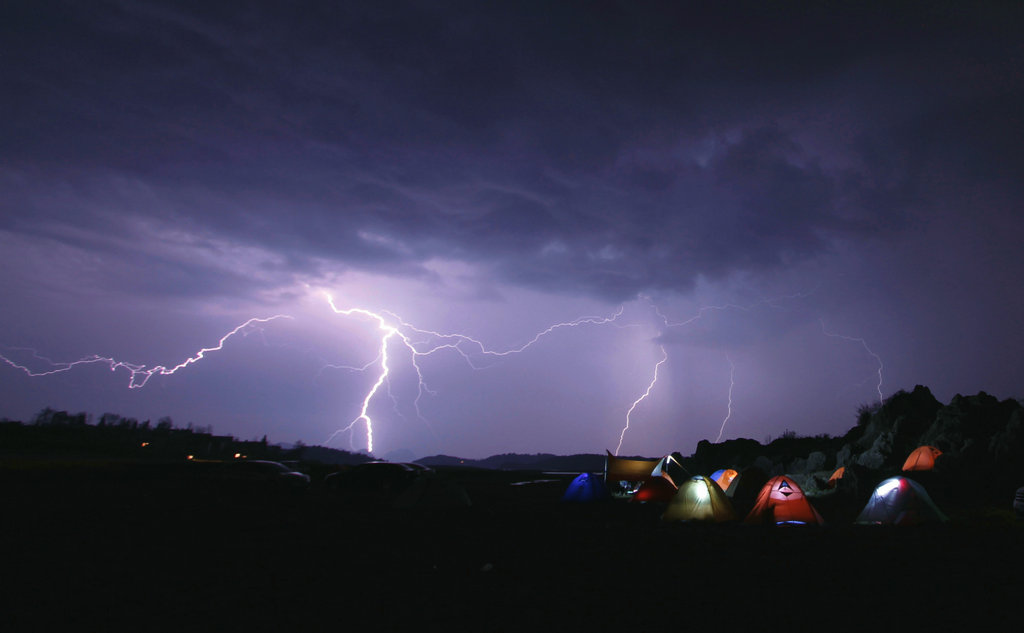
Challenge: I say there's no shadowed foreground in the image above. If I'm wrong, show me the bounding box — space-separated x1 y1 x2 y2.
3 462 1021 630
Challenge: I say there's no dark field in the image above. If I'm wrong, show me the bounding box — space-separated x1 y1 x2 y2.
4 461 1022 630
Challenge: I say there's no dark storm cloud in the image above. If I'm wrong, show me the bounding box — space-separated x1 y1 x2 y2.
2 1 1021 301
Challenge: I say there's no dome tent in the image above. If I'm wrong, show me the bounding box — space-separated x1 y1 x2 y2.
710 468 740 496
744 475 825 525
562 472 609 503
902 446 943 472
855 476 948 525
663 475 737 522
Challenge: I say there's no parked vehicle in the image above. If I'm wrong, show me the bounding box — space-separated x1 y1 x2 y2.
324 461 424 503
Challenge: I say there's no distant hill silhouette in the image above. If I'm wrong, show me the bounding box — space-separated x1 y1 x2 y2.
417 452 606 471
5 387 1022 499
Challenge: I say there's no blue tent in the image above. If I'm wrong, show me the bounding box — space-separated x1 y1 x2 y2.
562 473 609 503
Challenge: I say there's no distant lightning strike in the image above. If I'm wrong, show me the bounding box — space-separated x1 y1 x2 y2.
0 315 292 388
615 345 667 456
820 319 884 406
716 354 735 442
323 294 626 453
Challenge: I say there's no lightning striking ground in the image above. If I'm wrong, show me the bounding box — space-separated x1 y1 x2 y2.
2 287 884 458
820 319 884 406
615 345 667 456
323 293 626 453
715 354 736 443
0 315 293 388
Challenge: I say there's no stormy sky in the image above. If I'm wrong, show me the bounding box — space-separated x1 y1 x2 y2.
2 1 1022 459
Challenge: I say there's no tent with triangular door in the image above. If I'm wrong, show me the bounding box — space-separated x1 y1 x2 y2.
562 472 609 503
744 475 825 525
902 446 943 472
604 451 661 498
710 468 740 496
855 476 948 525
663 476 737 522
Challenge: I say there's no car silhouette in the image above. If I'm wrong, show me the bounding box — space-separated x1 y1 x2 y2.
323 461 426 502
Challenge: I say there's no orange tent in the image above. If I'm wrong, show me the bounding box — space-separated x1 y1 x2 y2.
826 467 845 488
744 475 825 525
902 446 942 472
711 468 739 495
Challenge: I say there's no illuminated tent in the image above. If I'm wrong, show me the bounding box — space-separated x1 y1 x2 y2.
663 476 737 522
632 475 678 503
562 473 609 503
604 451 660 498
902 446 943 472
744 475 825 525
826 467 846 488
855 476 948 525
710 468 740 496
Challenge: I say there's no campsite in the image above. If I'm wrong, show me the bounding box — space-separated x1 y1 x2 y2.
4 455 1022 629
4 386 1023 629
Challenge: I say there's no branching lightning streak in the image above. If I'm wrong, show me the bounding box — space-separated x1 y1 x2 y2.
0 315 293 388
646 290 815 447
324 294 625 453
716 354 735 443
615 345 667 456
820 319 884 406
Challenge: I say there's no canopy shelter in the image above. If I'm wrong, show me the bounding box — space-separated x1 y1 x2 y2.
604 451 660 498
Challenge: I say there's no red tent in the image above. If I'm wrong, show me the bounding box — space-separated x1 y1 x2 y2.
632 475 678 503
744 475 824 525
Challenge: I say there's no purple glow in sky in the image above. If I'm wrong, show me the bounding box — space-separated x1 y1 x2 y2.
2 2 1022 459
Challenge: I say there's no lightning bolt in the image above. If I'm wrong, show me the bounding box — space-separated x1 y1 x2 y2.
323 293 626 453
820 319 884 406
615 345 667 456
0 315 292 388
715 354 735 443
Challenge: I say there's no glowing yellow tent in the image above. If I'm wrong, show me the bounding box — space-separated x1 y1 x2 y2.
663 476 737 522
